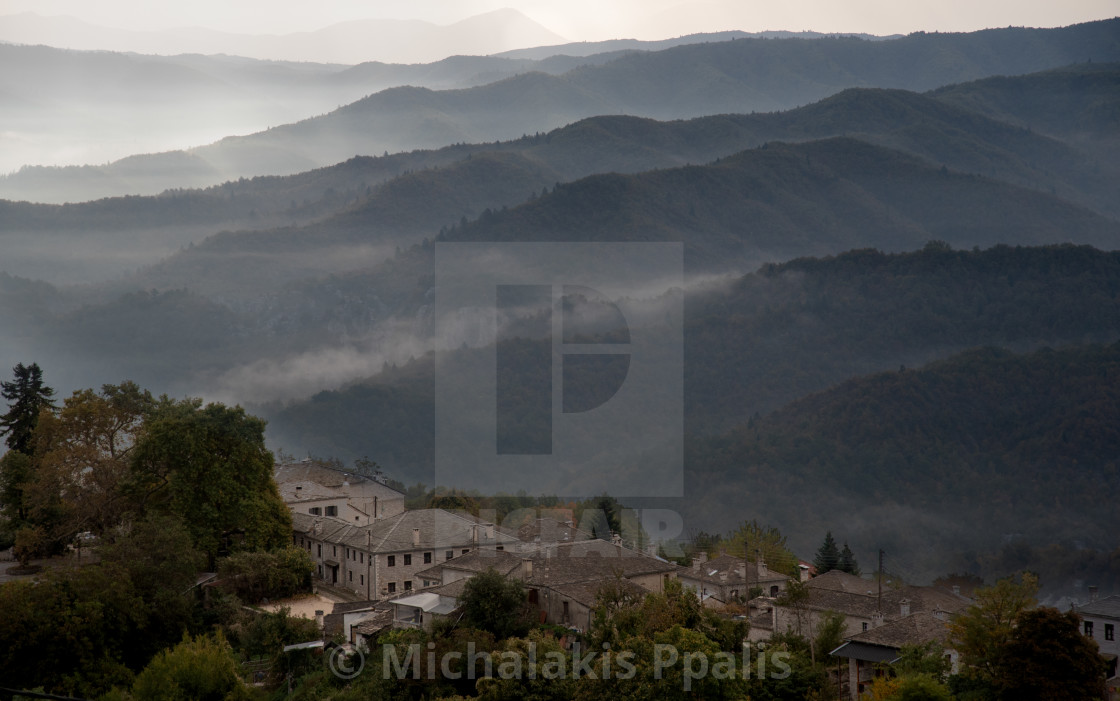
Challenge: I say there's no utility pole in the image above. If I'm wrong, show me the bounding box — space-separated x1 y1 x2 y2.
877 549 884 612
366 529 372 601
745 542 752 600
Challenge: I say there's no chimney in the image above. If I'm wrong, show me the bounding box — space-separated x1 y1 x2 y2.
719 571 728 582
900 599 911 617
412 528 420 547
798 564 809 583
315 610 324 630
692 557 701 571
611 532 623 546
485 524 495 540
471 525 479 543
1089 585 1099 603
737 563 746 580
698 552 708 564
872 611 884 629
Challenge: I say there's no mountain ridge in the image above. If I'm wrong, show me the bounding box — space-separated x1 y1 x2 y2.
5 19 1117 203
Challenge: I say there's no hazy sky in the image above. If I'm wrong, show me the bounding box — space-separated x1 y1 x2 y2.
2 0 1116 40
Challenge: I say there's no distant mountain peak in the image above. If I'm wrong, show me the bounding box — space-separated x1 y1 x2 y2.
0 9 568 64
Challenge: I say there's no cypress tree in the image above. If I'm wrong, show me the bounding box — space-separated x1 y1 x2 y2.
814 531 840 574
839 542 860 575
0 362 56 455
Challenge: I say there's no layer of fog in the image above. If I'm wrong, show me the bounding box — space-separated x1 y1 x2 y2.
0 227 216 285
206 267 743 405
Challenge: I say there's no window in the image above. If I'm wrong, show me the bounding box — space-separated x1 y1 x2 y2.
309 507 321 515
496 545 504 551
360 552 364 564
862 622 869 632
388 582 396 593
1085 621 1094 637
317 544 322 557
770 585 780 597
404 554 412 566
346 548 350 559
333 546 337 557
325 505 337 517
424 552 432 564
446 550 454 560
388 555 395 567
404 580 412 591
360 574 364 586
1106 624 1114 641
349 571 352 582
462 549 470 555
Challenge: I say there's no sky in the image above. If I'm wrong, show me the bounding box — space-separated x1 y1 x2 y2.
1 0 1116 41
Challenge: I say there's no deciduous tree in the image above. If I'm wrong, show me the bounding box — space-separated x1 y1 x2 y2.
127 399 290 567
948 572 1038 681
992 607 1108 700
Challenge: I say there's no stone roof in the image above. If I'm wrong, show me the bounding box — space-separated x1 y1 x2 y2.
516 517 596 544
351 608 394 638
808 570 878 595
1077 594 1120 619
801 570 969 619
415 549 524 582
526 539 677 587
546 578 648 608
275 461 404 494
679 554 789 588
796 579 969 620
846 612 953 649
292 509 520 554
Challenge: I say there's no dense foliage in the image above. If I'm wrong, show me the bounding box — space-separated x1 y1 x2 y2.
0 372 311 697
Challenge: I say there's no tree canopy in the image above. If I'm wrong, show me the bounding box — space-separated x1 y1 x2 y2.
459 567 531 640
127 398 291 566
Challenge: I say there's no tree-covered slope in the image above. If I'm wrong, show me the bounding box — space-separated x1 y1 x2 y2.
686 342 1120 573
263 244 1120 474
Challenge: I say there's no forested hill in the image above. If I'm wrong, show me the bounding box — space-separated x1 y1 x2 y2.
442 138 1120 269
263 243 1120 478
6 64 1116 292
686 342 1120 580
6 18 1117 201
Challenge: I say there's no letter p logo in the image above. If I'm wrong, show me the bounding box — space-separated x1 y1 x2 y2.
435 243 682 498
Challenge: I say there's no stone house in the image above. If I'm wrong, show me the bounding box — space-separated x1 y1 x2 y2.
522 539 679 631
276 460 406 523
291 508 520 599
829 611 958 699
759 570 970 642
1074 593 1120 696
677 552 791 604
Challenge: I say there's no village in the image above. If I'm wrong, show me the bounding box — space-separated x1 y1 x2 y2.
270 459 1120 699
